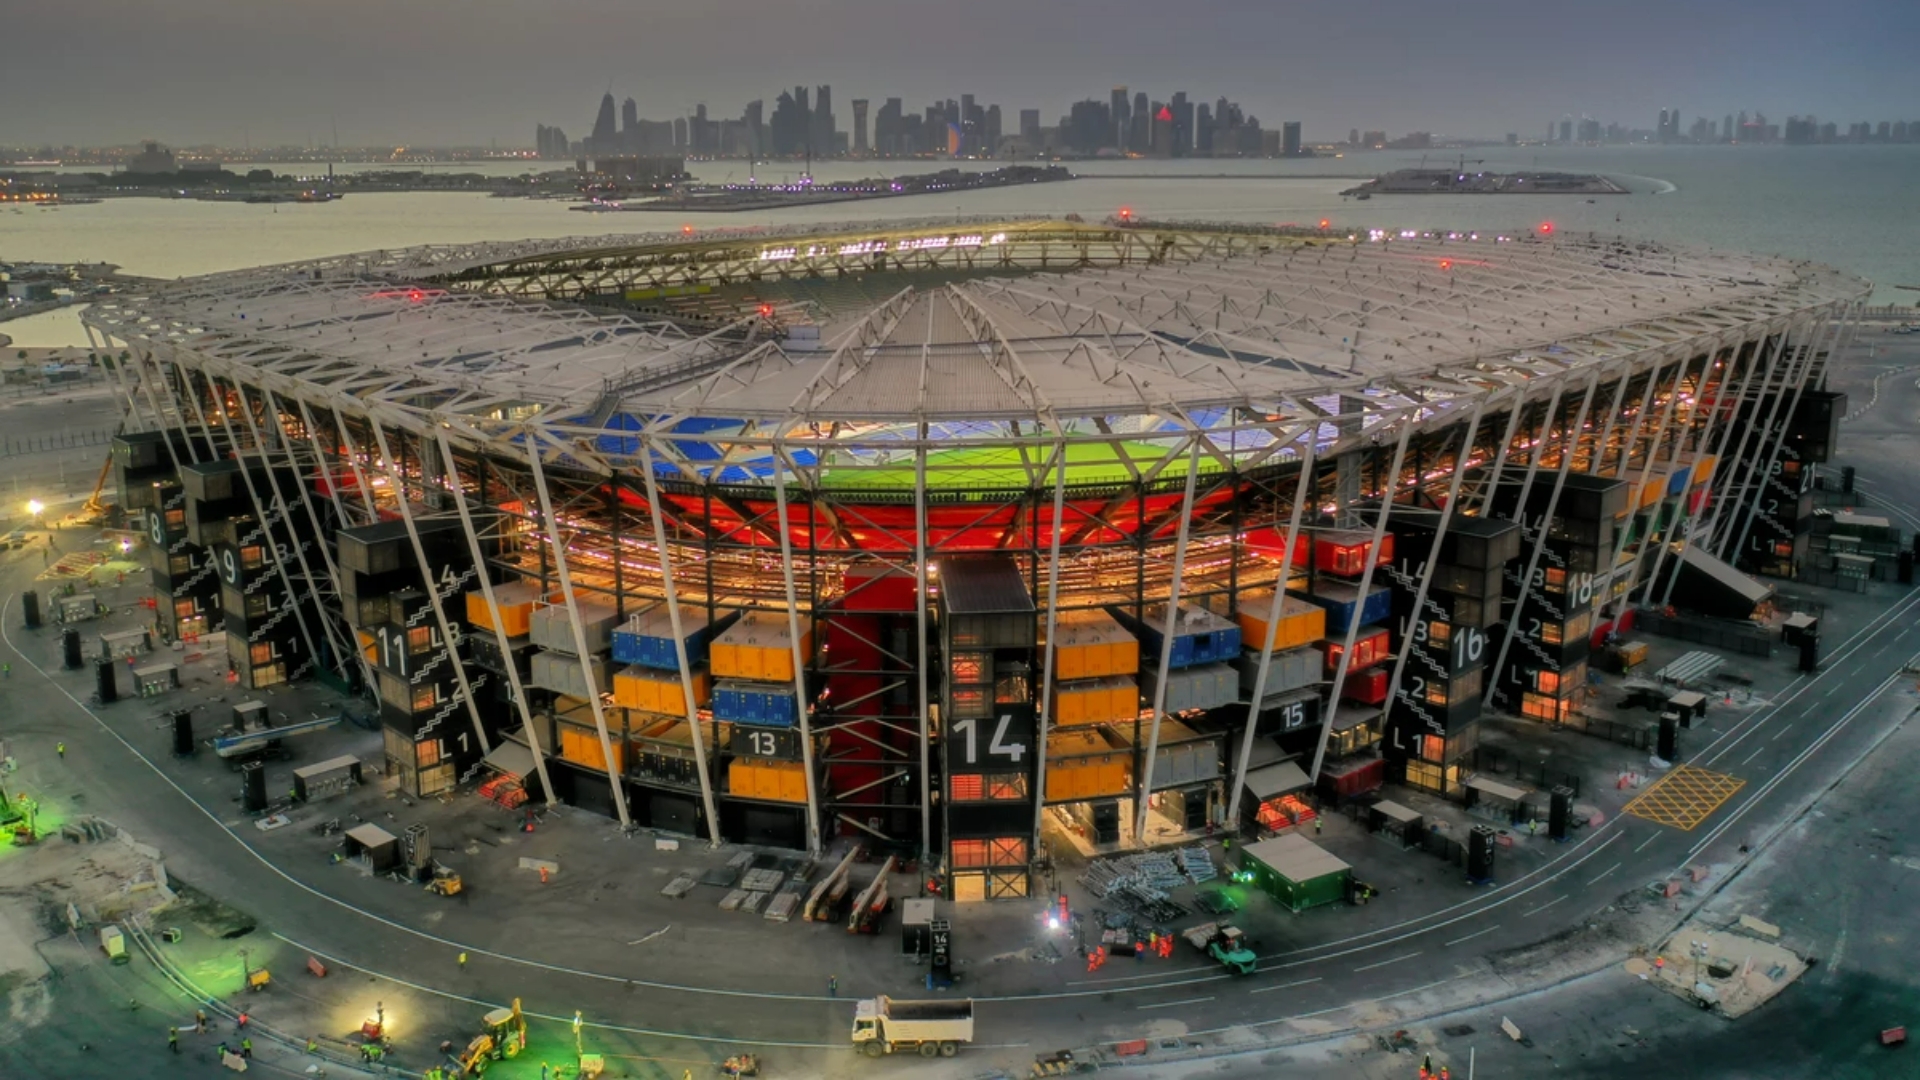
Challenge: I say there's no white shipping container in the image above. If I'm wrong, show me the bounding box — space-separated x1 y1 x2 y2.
531 651 608 698
529 601 620 656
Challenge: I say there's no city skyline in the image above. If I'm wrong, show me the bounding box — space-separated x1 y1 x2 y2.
1 0 1915 147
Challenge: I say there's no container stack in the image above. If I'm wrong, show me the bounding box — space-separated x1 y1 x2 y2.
611 604 730 716
1378 511 1522 796
711 611 814 824
1488 472 1628 723
1045 610 1140 727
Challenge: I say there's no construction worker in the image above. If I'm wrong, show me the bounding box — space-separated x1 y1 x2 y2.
241 1036 253 1058
827 974 837 997
237 1011 250 1029
1314 814 1323 836
458 951 469 970
540 1063 552 1080
3 662 9 678
194 1009 207 1034
168 1027 179 1054
56 742 65 759
307 1036 318 1054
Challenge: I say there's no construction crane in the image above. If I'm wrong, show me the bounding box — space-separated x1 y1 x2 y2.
848 856 896 934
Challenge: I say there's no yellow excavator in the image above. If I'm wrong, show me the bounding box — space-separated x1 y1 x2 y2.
453 999 526 1076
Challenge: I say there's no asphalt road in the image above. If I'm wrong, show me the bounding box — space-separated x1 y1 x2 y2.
6 331 1920 1078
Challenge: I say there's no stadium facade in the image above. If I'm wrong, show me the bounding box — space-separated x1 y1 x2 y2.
83 219 1867 902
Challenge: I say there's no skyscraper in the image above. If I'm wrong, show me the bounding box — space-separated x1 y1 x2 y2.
1281 121 1302 157
876 98 903 156
621 98 639 143
1196 104 1213 155
1170 92 1192 157
1019 108 1042 146
590 92 618 154
985 105 1002 157
1657 108 1670 141
1131 92 1149 153
1111 87 1130 152
852 99 869 154
812 85 835 155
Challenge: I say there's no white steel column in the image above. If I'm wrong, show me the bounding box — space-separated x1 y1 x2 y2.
222 377 355 683
1693 328 1788 552
1482 365 1610 710
913 434 933 862
1031 438 1070 860
1135 438 1205 845
437 429 558 808
1625 348 1727 605
637 434 722 844
770 441 824 856
367 420 494 757
1309 409 1417 782
327 404 383 526
1376 395 1494 756
1725 310 1847 566
178 368 327 677
1708 319 1809 557
525 437 634 830
1597 349 1695 604
1226 425 1317 826
292 398 363 531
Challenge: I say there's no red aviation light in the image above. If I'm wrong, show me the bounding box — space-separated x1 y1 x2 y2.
1538 221 1554 235
1319 218 1331 229
1440 259 1452 271
1118 206 1132 220
758 303 774 318
682 224 695 236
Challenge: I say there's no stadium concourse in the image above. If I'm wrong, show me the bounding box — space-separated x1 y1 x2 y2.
79 216 1867 906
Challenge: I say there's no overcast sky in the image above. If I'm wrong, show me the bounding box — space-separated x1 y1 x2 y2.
2 0 1915 148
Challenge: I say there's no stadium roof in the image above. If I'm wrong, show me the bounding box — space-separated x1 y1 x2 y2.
85 218 1868 480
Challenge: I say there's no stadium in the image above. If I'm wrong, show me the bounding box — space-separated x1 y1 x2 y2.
82 217 1867 902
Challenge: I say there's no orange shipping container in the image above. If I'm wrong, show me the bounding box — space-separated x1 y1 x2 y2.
710 611 813 682
558 723 625 774
1050 676 1140 727
730 757 808 802
611 665 711 714
1235 590 1328 652
1045 610 1139 680
1044 728 1133 802
465 581 554 638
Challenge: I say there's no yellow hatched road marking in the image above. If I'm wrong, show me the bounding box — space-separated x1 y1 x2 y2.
1621 765 1746 831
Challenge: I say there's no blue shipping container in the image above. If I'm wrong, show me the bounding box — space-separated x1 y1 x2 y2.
712 680 799 727
611 607 738 670
1297 582 1392 635
1109 603 1243 671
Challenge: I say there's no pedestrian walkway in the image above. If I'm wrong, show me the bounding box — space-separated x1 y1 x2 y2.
1623 765 1746 830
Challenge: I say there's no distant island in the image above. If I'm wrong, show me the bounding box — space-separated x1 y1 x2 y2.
1342 168 1627 197
571 164 1074 213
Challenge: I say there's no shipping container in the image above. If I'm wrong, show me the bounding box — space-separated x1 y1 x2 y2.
529 599 621 656
1115 602 1242 670
466 581 557 639
631 714 714 785
1045 609 1139 680
710 611 813 682
611 604 738 669
1239 834 1352 913
936 557 1036 648
612 665 712 714
1049 675 1140 727
1236 646 1322 698
712 679 801 727
1141 662 1238 714
1323 627 1391 672
842 565 920 612
1043 728 1133 802
1118 719 1222 788
1341 666 1389 705
557 720 626 774
1298 580 1392 635
1234 591 1327 652
1242 527 1311 568
1312 530 1394 577
531 651 609 698
729 758 809 803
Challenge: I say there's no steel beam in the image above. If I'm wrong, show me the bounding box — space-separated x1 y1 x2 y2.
770 445 825 856
1136 438 1204 844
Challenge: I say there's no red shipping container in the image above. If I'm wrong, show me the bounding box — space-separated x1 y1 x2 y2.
841 566 918 612
1244 527 1311 568
1313 531 1395 577
1321 755 1384 799
1341 666 1389 705
1323 627 1390 673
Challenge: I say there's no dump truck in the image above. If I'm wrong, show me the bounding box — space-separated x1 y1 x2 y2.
1182 921 1257 975
851 996 974 1058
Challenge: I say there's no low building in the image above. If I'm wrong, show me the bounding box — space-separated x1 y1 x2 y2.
1238 833 1351 912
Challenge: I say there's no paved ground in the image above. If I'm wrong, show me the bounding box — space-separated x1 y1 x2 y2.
4 328 1920 1079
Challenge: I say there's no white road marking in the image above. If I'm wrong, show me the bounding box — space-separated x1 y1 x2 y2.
1443 925 1500 947
1352 951 1421 973
1137 996 1214 1010
1521 896 1566 918
1586 860 1622 886
1250 976 1323 995
1634 832 1662 853
1741 745 1767 766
